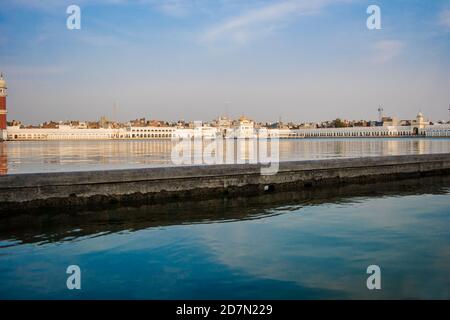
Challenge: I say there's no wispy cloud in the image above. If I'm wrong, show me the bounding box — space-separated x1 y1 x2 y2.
372 40 405 63
439 8 450 31
200 0 334 45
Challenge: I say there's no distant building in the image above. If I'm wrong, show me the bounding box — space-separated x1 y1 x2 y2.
99 116 109 128
381 116 399 126
412 112 429 129
231 116 256 138
41 121 59 129
295 125 418 138
0 73 7 141
423 124 450 137
3 73 450 141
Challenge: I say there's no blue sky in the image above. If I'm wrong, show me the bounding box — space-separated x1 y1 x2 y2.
1 0 450 123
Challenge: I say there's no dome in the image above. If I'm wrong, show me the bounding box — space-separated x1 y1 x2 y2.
0 73 6 88
417 111 423 118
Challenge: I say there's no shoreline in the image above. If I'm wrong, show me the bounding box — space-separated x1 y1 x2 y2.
2 136 450 142
2 174 449 243
1 153 450 212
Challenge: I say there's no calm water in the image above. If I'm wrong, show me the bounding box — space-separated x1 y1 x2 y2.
1 176 450 299
1 137 450 174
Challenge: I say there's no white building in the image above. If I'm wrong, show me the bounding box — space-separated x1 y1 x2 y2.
6 124 221 141
294 125 419 138
7 125 126 140
5 112 450 141
226 116 256 139
423 124 450 137
263 128 303 139
129 126 176 139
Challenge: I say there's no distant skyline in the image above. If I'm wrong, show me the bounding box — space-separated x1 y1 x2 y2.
1 0 450 124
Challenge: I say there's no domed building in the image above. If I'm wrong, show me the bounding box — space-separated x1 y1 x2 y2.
412 111 428 130
234 115 255 138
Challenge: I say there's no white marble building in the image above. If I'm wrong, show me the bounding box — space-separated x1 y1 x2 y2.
5 113 450 141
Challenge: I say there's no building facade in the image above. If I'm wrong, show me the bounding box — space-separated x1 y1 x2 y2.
226 116 256 138
423 124 450 137
294 125 421 138
6 118 450 141
2 72 450 141
0 73 7 141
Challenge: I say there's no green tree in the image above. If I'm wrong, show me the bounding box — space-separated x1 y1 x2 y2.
332 118 346 128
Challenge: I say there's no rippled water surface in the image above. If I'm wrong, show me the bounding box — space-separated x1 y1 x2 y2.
1 176 449 299
1 138 450 174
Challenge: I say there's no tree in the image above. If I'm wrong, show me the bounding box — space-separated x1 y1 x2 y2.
332 118 346 128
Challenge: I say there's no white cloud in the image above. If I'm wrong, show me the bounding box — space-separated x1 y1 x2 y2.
439 8 450 31
200 0 334 45
372 40 405 64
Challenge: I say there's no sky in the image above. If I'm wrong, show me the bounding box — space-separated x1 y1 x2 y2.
0 0 450 124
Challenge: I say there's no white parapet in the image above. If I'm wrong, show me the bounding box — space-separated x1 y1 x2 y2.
0 129 6 141
423 124 450 137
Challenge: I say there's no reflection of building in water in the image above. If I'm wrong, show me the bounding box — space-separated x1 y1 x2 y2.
0 142 7 175
236 138 257 162
276 138 441 160
4 138 450 174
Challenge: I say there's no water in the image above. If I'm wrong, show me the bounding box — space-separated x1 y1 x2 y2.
1 137 450 174
1 176 449 299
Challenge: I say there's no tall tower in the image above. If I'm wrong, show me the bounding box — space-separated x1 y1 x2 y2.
448 104 450 122
0 73 7 141
377 106 384 122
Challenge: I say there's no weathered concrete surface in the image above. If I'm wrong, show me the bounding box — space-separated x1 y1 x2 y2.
2 174 449 244
1 153 450 212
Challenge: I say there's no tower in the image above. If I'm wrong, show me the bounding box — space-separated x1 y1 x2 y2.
0 73 7 141
377 106 384 122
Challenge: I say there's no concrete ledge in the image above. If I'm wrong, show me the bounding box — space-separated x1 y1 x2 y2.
1 153 450 212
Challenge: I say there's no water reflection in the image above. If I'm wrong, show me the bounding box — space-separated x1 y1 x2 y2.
1 175 449 246
0 176 450 299
0 143 6 175
3 138 450 174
